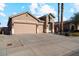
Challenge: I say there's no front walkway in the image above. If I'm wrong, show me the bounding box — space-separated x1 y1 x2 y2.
0 34 79 56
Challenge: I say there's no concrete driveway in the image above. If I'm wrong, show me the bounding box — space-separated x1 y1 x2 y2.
0 34 79 56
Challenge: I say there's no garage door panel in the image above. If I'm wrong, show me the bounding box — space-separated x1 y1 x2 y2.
13 23 36 34
37 25 43 33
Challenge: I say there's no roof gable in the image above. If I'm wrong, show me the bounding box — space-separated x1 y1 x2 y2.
9 12 27 18
8 12 44 26
38 13 55 21
9 12 43 22
48 13 55 18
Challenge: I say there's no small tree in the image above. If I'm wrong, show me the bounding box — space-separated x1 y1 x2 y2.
70 12 79 30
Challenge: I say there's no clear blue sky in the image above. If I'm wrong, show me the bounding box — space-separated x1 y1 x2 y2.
0 3 78 27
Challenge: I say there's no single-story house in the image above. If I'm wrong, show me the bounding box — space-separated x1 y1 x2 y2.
0 27 9 35
2 27 9 35
0 23 1 34
63 21 79 32
54 21 79 33
7 12 55 35
54 21 71 32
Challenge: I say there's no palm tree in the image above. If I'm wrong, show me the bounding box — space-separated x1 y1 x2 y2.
58 3 60 32
61 3 64 34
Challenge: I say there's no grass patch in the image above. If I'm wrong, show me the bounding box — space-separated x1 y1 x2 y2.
70 32 79 36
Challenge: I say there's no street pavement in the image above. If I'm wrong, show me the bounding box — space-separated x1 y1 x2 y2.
0 34 79 56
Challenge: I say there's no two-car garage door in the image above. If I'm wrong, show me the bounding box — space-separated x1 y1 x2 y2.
12 23 43 34
13 23 36 34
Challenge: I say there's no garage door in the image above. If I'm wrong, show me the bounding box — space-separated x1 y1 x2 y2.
37 25 43 33
13 23 36 34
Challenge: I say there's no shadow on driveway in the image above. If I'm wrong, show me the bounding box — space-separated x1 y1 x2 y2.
64 49 79 56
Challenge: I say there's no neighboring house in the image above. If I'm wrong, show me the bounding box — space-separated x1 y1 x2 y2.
0 27 8 35
54 21 71 32
0 23 1 34
63 21 79 32
69 23 79 31
63 21 71 32
76 24 79 30
1 27 9 35
0 28 2 34
54 21 79 32
7 12 55 35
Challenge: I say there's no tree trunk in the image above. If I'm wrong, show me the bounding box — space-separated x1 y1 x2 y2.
61 3 64 34
58 3 60 33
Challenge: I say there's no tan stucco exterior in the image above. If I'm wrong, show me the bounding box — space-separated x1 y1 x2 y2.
7 12 55 35
8 12 44 34
39 14 55 33
12 13 38 23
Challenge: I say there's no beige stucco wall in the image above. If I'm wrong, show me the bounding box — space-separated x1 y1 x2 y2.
12 13 38 24
11 13 44 34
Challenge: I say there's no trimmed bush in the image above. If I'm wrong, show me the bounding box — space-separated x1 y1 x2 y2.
64 32 71 36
